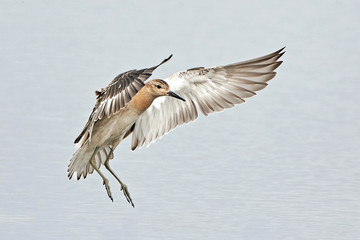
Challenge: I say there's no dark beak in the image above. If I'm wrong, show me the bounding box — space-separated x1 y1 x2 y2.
167 91 186 102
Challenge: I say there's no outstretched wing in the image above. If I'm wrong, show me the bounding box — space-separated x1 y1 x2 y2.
74 55 172 146
130 48 285 150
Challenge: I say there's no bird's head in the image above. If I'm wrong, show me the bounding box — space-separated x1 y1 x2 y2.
146 79 185 101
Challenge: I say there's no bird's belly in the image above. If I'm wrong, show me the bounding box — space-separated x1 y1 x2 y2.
91 109 139 147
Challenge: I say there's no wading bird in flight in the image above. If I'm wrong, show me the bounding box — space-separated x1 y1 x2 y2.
68 48 285 207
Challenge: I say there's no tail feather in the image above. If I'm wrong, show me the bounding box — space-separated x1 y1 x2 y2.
68 145 113 180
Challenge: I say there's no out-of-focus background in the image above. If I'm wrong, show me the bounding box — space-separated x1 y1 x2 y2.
1 1 359 239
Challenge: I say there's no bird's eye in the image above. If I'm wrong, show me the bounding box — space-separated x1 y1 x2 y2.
156 85 162 89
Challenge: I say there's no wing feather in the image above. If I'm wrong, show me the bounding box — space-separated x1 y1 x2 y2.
131 48 285 150
74 55 173 146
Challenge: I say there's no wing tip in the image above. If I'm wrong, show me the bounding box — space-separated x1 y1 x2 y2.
158 54 173 66
279 46 286 52
278 47 286 58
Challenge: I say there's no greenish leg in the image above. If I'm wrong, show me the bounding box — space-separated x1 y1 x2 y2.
104 147 135 207
90 146 113 202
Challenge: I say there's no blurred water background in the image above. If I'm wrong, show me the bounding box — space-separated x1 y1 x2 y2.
0 1 359 239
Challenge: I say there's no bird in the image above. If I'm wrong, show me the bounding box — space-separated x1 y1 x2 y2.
68 47 285 207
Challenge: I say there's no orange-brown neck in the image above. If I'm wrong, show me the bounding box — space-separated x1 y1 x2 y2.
130 87 157 114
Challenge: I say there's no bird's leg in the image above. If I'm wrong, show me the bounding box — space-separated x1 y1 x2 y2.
90 146 113 202
104 147 135 207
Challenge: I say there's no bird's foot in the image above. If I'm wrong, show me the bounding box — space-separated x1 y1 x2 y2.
103 178 113 202
121 183 135 207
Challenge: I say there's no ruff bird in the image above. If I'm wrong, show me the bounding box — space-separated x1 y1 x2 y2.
68 48 285 207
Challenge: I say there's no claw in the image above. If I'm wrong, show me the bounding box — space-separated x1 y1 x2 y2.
121 183 135 207
103 178 113 202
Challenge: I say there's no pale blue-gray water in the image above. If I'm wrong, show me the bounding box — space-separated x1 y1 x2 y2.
1 1 359 239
